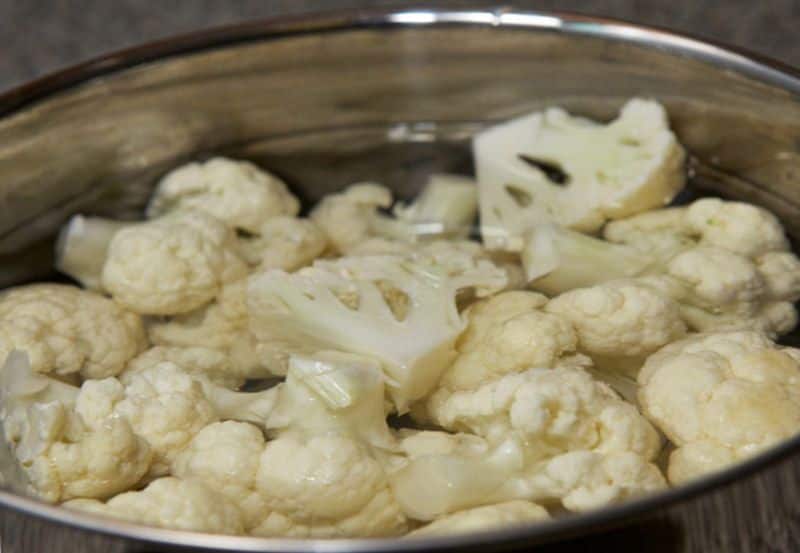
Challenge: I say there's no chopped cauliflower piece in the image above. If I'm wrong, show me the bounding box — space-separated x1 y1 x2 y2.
176 353 406 537
102 209 248 315
638 331 800 483
237 216 328 270
408 501 549 537
392 174 478 239
433 291 585 393
55 215 130 291
146 280 284 378
126 346 248 389
146 157 299 233
0 284 147 379
545 282 686 375
248 254 507 411
0 352 152 502
475 98 685 250
310 183 395 253
66 477 245 535
426 366 660 458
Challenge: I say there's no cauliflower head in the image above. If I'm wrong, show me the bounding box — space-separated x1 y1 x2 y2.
638 331 800 483
475 98 685 250
102 209 248 315
146 157 299 233
0 284 147 379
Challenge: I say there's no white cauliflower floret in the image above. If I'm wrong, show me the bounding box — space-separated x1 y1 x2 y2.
0 284 147 379
0 352 152 502
523 203 800 337
426 366 660 458
176 353 406 537
248 254 507 411
475 98 685 250
545 282 686 375
102 209 248 315
310 183 395 253
392 174 479 240
55 215 130 291
237 216 328 270
126 346 247 389
408 501 549 536
433 291 585 393
638 331 800 483
146 280 285 378
146 157 299 233
66 477 245 535
114 362 280 476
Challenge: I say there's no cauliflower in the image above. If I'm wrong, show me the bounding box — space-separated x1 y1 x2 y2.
146 157 299 233
523 200 800 337
638 331 800 484
432 291 586 393
408 501 549 537
55 215 130 291
545 282 687 375
174 353 407 537
248 254 507 411
0 284 147 379
392 174 479 240
146 280 287 378
237 216 328 270
102 209 248 315
426 366 660 458
0 352 152 502
388 426 664 519
310 183 395 253
66 477 245 534
126 346 248 389
475 98 685 250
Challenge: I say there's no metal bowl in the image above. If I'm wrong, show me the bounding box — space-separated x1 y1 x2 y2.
2 6 800 553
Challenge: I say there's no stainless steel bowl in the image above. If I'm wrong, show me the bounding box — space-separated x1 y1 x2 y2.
3 6 800 553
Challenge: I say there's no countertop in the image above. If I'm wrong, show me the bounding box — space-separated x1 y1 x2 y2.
1 1 800 552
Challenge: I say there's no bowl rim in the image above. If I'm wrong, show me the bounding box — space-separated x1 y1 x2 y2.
2 4 800 551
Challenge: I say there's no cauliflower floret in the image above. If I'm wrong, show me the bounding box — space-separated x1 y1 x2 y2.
310 183 395 253
66 477 245 535
55 215 130 291
545 282 687 375
146 280 285 378
126 346 247 389
146 157 299 233
408 500 549 536
0 352 152 502
475 98 685 250
392 174 479 240
426 366 660 459
237 216 328 270
756 251 800 302
102 209 248 315
0 284 147 379
176 353 406 537
434 291 585 392
248 254 507 411
638 331 800 483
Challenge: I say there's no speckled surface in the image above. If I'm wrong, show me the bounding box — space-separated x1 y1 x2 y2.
1 0 799 91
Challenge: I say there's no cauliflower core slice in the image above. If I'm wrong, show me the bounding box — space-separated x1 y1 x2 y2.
408 500 549 536
66 477 245 535
392 174 479 240
475 98 685 250
102 209 248 315
146 157 299 233
638 331 800 484
248 255 507 411
0 284 147 379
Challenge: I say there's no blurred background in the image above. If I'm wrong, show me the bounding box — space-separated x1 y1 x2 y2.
1 0 798 91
